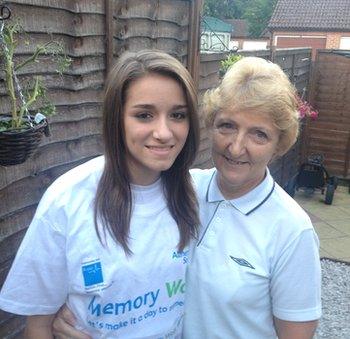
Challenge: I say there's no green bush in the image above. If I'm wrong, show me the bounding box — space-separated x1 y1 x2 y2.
219 54 243 76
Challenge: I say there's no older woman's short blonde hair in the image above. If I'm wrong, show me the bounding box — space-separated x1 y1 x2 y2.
203 56 299 156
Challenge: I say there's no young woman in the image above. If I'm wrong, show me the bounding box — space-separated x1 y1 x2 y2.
0 50 200 339
184 57 321 339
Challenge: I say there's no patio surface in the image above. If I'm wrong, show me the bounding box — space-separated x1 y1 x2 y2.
294 184 350 262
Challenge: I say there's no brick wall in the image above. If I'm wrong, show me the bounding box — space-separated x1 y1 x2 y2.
272 30 350 59
326 33 341 49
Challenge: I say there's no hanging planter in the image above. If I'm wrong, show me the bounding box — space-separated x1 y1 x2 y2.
0 114 50 166
0 5 71 166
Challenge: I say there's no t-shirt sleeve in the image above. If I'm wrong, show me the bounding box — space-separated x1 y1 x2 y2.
270 228 322 321
0 214 68 315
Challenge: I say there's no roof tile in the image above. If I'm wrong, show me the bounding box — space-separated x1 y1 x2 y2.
223 19 249 37
268 0 350 31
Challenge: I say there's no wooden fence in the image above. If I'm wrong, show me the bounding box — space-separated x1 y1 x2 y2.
306 50 350 178
0 0 311 335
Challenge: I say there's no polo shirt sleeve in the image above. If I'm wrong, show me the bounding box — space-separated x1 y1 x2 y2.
270 228 322 321
0 213 68 315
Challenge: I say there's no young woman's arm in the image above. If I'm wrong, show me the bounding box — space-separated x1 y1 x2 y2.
24 315 55 339
273 317 318 339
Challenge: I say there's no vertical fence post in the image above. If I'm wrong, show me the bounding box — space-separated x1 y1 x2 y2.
301 50 317 163
269 31 276 63
105 0 114 75
187 0 203 89
280 52 296 187
344 133 350 178
291 53 296 84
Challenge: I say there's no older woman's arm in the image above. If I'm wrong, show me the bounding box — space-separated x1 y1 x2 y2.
273 317 318 339
52 305 92 339
24 315 55 339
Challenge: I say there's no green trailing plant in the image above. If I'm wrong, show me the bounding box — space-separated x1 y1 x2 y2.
219 53 243 76
0 20 71 131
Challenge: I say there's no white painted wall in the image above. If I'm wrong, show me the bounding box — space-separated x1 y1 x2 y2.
229 40 239 50
340 37 350 50
242 40 268 50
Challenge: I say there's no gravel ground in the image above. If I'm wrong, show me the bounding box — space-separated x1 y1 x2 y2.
315 258 350 339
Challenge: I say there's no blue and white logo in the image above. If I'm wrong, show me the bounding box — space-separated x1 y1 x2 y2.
82 260 104 287
229 256 255 269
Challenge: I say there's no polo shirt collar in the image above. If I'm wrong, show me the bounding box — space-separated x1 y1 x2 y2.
206 168 275 215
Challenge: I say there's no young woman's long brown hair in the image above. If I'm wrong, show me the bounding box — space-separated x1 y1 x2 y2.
94 50 200 255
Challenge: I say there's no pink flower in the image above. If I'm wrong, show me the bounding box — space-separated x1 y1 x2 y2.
296 96 318 120
309 110 318 120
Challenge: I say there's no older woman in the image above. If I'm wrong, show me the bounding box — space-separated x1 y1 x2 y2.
184 57 321 338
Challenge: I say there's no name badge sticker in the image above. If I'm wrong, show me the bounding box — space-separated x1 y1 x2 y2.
81 259 107 291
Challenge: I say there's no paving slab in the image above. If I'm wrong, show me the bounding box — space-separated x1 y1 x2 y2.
294 185 350 262
313 221 346 239
319 237 350 260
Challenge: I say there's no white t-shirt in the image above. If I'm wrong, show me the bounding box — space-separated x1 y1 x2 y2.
0 156 188 339
184 168 322 339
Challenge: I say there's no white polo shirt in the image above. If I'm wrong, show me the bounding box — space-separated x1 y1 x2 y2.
184 168 321 339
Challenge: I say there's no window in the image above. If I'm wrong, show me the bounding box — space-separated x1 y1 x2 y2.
340 37 350 50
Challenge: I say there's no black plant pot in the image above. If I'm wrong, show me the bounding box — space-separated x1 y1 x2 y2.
0 115 50 166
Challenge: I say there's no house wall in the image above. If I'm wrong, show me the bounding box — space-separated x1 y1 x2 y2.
230 38 269 50
326 33 350 49
272 30 350 59
230 39 240 49
339 37 350 49
242 40 269 50
326 33 342 49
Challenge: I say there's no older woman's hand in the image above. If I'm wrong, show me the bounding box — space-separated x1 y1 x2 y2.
52 305 91 339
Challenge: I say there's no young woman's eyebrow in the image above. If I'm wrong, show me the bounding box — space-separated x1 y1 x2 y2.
172 104 188 110
132 104 154 109
131 104 188 110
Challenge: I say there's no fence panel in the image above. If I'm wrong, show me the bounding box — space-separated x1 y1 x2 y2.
307 50 350 178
